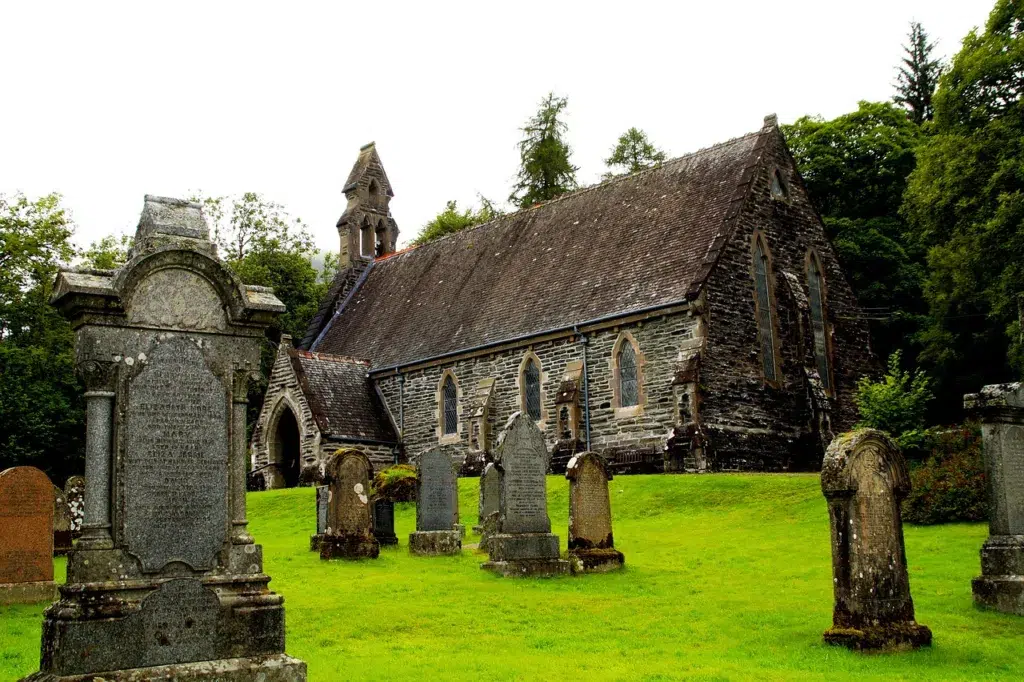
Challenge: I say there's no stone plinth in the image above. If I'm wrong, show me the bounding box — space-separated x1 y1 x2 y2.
966 383 1024 615
0 467 55 604
320 450 380 560
566 452 624 573
821 430 931 651
25 196 304 681
409 530 462 556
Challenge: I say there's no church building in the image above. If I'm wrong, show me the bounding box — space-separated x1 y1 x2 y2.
249 115 874 489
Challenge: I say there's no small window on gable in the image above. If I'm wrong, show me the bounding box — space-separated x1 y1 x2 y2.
752 234 779 383
618 342 639 407
360 219 373 258
523 356 541 421
368 179 379 197
375 221 387 257
442 374 458 435
807 252 832 391
771 170 789 200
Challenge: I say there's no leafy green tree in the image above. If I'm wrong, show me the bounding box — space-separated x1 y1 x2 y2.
82 233 132 270
413 198 500 246
0 193 84 480
194 191 315 261
894 21 945 124
783 102 927 365
903 0 1024 416
603 127 667 178
855 351 934 453
509 93 578 208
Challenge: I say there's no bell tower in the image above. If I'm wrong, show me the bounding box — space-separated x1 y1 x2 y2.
337 142 399 267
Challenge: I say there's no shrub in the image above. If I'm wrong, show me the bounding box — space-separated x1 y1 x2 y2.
902 424 987 524
373 464 417 502
855 351 933 457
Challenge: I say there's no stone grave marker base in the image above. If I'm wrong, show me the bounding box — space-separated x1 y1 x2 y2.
0 581 56 606
568 548 625 574
823 622 933 652
972 535 1024 615
480 558 570 577
309 534 323 552
409 530 461 556
376 532 399 546
319 532 380 560
481 533 569 577
22 654 307 681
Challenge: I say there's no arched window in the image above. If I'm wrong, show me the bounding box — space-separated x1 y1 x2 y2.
442 373 458 435
360 219 373 258
752 234 779 382
368 179 379 197
375 221 387 257
807 252 832 391
771 170 789 200
618 342 639 407
523 357 541 420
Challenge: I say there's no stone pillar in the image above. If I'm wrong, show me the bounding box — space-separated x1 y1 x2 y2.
821 429 931 650
77 358 116 549
965 383 1024 615
231 363 254 545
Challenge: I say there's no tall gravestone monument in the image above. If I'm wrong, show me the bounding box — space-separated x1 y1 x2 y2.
0 467 56 604
482 413 569 577
320 449 380 560
965 383 1024 615
409 447 462 556
25 196 306 681
566 452 624 573
309 485 329 552
821 430 931 651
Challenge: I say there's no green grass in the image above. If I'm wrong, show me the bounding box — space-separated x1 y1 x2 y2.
2 474 1022 680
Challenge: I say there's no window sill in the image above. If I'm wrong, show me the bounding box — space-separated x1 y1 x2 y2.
614 405 644 420
438 433 461 445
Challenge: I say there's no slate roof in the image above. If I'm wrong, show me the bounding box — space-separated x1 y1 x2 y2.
288 350 398 443
313 124 767 369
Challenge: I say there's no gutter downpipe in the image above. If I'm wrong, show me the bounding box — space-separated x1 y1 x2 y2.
575 324 592 452
397 373 405 464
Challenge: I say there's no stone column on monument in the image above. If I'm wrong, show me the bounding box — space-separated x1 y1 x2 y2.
231 363 255 545
77 357 116 549
965 382 1024 616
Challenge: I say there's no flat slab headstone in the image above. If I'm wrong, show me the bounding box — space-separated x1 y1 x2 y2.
310 486 329 552
0 467 55 604
566 453 624 573
320 450 379 560
821 430 931 650
410 448 461 556
371 498 398 546
477 462 500 531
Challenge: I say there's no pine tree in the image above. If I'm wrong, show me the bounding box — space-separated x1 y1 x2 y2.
604 127 667 178
894 21 944 124
509 93 578 208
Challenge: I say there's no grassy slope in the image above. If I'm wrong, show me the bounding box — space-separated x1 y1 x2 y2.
2 474 1022 681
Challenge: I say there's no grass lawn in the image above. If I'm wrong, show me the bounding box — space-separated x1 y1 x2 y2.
2 474 1022 680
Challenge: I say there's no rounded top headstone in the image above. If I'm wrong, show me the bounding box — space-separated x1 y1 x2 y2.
821 429 909 498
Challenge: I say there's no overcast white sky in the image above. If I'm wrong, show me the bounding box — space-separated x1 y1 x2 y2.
0 1 994 254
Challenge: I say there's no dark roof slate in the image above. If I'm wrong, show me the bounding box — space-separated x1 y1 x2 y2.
289 350 398 443
314 126 765 369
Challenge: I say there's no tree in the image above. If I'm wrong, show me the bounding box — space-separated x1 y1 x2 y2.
0 192 84 481
509 93 578 208
412 198 500 246
855 351 933 454
82 233 132 270
603 127 667 178
903 0 1024 418
193 192 314 261
894 21 945 124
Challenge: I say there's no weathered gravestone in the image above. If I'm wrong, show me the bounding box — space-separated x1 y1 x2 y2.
965 383 1024 615
23 196 306 681
409 447 462 556
476 462 500 534
821 430 931 651
566 452 624 573
0 467 56 604
52 486 73 557
320 449 380 560
63 476 84 539
309 485 329 552
482 413 569 577
372 497 398 546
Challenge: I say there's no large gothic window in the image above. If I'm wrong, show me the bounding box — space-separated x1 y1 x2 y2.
752 234 779 382
442 374 458 435
618 342 639 407
807 253 832 391
523 357 541 420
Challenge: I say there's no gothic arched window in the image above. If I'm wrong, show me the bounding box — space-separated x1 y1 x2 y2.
807 252 832 391
360 219 373 258
442 373 458 436
375 221 387 257
618 342 639 407
523 357 541 420
752 234 779 383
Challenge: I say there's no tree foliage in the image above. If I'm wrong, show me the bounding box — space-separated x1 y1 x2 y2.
82 233 132 270
894 21 945 124
194 191 315 261
903 0 1024 416
413 198 500 246
509 93 578 208
603 127 667 177
855 351 934 452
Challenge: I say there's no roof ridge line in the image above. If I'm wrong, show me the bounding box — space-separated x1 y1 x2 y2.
289 348 372 366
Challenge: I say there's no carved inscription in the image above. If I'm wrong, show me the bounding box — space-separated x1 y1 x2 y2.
140 579 218 666
498 419 550 534
571 458 613 548
0 467 53 584
418 449 455 531
1002 425 1024 534
124 337 228 572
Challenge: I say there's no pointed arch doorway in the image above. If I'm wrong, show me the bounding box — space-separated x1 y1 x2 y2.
272 405 302 488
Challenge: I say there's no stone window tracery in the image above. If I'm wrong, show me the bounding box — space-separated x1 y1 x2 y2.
523 357 541 420
442 374 458 436
807 251 832 392
752 233 780 383
618 343 638 407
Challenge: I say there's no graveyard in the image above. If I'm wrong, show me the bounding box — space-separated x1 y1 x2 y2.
3 474 1023 681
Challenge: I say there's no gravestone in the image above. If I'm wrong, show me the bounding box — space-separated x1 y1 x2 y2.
372 497 398 546
821 430 931 651
24 196 306 681
566 452 624 573
0 467 56 604
476 463 501 552
63 476 84 539
965 383 1024 615
52 485 73 556
309 485 329 551
320 449 380 560
409 447 461 556
481 413 569 577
